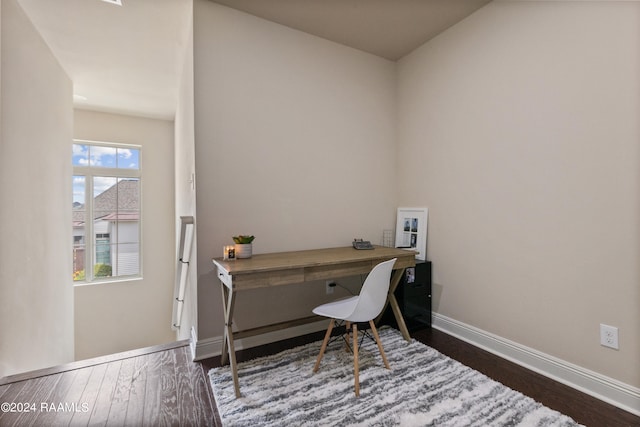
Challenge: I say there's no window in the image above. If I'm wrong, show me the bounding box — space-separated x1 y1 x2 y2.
73 141 141 283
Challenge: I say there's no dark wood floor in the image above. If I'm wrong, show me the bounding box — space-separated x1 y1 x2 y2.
0 341 214 427
1 327 638 426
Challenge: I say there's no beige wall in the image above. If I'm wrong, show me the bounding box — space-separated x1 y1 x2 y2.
174 2 198 341
193 1 398 339
0 0 74 377
397 0 639 387
73 109 176 360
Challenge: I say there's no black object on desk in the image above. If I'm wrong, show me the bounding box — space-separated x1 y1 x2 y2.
381 260 431 331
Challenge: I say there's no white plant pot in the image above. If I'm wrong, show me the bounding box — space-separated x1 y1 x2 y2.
235 243 253 259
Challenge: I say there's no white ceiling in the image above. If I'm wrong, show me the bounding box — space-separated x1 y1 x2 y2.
212 0 492 61
17 0 193 120
17 0 492 120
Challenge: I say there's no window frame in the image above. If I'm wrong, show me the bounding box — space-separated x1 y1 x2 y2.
73 139 142 285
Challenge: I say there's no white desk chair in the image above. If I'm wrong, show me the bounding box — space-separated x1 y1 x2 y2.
312 258 397 397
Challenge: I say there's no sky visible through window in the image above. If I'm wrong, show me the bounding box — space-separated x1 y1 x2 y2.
72 142 141 282
73 143 140 203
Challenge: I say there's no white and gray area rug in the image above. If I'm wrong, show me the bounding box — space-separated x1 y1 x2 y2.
209 327 584 426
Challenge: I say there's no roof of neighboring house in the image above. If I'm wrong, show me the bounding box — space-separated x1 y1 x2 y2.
73 179 139 225
99 212 139 221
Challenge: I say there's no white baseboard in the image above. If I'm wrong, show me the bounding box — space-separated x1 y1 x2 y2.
192 320 329 362
432 313 640 416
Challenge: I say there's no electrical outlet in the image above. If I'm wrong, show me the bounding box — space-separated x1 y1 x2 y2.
325 280 335 295
600 324 619 350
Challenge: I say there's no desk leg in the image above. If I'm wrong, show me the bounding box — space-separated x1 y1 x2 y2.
220 283 241 398
375 268 411 342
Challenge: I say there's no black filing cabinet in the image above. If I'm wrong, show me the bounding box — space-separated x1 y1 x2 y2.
382 260 431 331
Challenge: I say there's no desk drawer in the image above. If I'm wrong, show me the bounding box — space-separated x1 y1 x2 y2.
235 268 305 290
305 261 372 282
217 268 233 288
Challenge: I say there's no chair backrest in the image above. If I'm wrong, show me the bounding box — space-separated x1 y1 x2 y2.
346 258 397 322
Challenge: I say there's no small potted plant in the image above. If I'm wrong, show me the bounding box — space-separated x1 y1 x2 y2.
233 235 255 259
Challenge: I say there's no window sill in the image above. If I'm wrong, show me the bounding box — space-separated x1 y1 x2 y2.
73 276 143 287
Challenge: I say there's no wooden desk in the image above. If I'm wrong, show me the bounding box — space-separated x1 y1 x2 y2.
212 245 416 397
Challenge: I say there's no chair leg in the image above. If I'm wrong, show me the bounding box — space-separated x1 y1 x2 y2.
369 320 391 370
344 321 351 352
353 323 360 397
313 319 335 373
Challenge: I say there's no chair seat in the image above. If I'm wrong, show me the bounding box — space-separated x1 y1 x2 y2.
312 296 358 320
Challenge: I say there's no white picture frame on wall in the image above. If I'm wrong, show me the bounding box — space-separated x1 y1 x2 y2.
395 207 428 260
